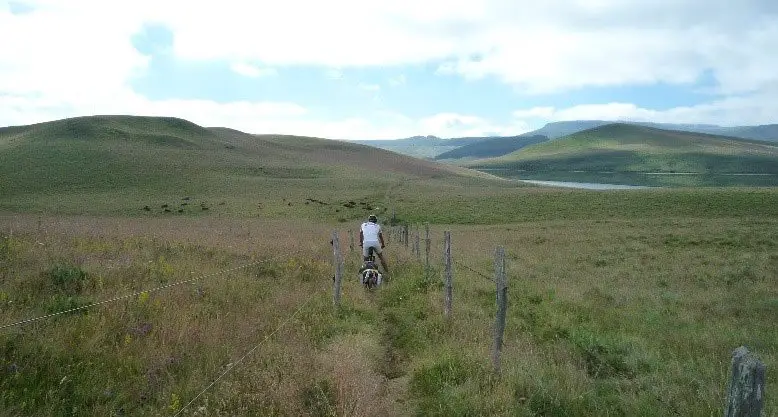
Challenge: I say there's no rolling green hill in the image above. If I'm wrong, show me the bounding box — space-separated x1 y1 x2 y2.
521 120 778 142
468 123 778 187
348 120 777 162
433 134 548 160
0 115 502 216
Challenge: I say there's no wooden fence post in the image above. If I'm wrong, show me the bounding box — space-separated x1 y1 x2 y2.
403 224 409 248
409 225 412 249
414 230 421 260
425 224 431 275
349 230 354 252
492 246 507 374
725 346 766 417
332 231 343 307
443 231 452 318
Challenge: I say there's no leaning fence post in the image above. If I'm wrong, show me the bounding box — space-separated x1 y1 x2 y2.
725 346 766 417
443 231 452 318
492 246 507 374
332 231 343 307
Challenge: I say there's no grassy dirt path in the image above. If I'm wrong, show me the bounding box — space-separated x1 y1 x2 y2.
314 238 420 416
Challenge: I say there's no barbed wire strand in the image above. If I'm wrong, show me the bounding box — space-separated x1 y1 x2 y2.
0 258 276 331
172 287 325 417
392 225 495 283
453 259 494 282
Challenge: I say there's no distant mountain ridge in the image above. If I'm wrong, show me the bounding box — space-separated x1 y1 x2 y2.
523 120 778 141
350 120 778 160
433 135 548 160
350 135 501 159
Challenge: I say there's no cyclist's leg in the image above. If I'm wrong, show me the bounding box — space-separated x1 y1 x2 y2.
367 242 389 272
377 251 389 273
363 242 387 272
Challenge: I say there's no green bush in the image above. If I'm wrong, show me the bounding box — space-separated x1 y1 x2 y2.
48 265 88 295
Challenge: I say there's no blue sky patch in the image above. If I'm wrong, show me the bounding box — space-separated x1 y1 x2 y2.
8 1 34 15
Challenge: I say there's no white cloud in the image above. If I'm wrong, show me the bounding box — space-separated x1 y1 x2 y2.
14 0 773 94
511 86 778 126
112 0 778 95
418 112 531 138
0 2 148 102
0 86 523 140
0 89 307 127
1 0 778 141
512 107 555 119
229 62 277 78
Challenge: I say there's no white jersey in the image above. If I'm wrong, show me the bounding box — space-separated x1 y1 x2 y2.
361 222 381 242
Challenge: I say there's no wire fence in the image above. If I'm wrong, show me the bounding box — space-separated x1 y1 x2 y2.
453 259 494 282
173 286 327 417
0 258 276 331
385 223 510 373
1 241 329 417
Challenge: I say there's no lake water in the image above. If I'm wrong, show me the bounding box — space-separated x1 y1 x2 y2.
478 167 778 188
517 180 653 190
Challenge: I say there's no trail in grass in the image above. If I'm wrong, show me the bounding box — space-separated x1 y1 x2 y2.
315 242 420 416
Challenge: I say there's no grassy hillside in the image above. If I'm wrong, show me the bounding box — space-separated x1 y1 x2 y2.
0 115 502 217
433 135 548 161
469 123 778 187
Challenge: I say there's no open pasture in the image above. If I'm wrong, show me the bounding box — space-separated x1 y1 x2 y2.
2 189 776 415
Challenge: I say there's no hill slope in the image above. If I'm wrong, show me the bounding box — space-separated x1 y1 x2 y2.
469 123 778 187
433 135 548 160
0 115 502 216
523 120 778 142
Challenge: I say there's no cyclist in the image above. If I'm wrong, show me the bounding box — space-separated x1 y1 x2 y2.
359 214 389 274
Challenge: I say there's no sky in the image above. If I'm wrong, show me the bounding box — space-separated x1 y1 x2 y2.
2 0 778 140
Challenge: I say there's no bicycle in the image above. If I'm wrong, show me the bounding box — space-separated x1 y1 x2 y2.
359 247 383 290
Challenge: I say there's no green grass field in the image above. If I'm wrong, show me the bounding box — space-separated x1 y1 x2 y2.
1 116 777 416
